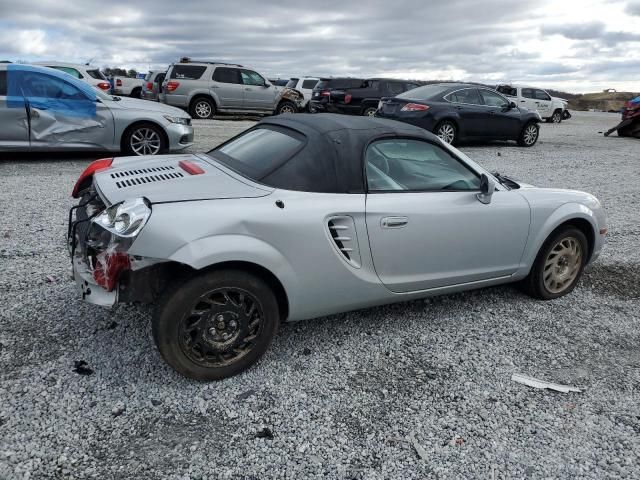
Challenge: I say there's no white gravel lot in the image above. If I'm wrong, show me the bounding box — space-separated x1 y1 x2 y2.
0 111 639 479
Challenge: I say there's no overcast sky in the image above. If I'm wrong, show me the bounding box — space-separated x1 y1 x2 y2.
0 0 639 93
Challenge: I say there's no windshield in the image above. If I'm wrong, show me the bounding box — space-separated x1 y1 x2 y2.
87 69 107 80
286 78 298 88
397 84 450 100
208 127 303 181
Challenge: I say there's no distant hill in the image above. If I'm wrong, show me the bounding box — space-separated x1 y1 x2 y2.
568 91 639 112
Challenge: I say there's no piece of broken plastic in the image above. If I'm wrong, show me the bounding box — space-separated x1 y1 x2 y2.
511 373 581 393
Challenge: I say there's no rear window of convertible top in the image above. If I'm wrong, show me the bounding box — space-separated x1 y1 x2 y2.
208 126 304 182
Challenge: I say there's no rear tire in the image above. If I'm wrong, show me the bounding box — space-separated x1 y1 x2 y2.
362 106 377 117
130 87 142 99
518 122 539 147
190 97 216 119
276 100 297 115
434 120 457 145
152 269 280 381
520 226 588 300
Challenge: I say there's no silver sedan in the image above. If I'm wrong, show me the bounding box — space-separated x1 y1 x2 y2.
68 114 607 381
0 64 193 156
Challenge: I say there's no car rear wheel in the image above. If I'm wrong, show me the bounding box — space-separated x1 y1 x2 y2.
435 120 457 145
276 100 297 115
130 87 142 99
123 123 166 156
190 97 215 119
362 106 377 117
518 122 539 147
520 226 588 300
152 269 280 381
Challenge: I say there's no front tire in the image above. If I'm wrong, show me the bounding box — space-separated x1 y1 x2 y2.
189 97 216 119
550 110 562 123
518 122 539 147
130 87 142 99
434 120 457 145
520 226 588 300
123 123 166 156
362 106 377 117
152 269 280 381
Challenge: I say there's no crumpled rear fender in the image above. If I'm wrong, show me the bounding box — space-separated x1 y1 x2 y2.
167 234 297 290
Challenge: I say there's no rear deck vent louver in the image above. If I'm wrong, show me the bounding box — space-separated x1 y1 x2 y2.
110 166 185 189
327 216 361 268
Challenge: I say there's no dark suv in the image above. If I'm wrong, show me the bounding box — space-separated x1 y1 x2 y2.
310 77 420 116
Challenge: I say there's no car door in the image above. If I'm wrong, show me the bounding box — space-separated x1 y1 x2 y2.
444 88 486 137
364 138 530 293
478 89 522 138
0 69 30 149
211 67 244 109
520 88 538 112
19 70 114 150
241 69 275 111
534 89 553 117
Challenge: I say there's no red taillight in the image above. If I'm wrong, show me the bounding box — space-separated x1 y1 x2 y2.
166 81 180 92
146 82 153 90
71 157 113 198
401 103 429 112
320 90 330 97
116 79 122 87
93 251 130 291
97 82 111 91
179 160 205 175
344 94 352 104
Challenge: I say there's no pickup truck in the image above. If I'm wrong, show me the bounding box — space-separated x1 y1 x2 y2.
496 84 566 123
111 76 146 98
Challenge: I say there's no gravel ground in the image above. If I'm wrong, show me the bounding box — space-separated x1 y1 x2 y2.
0 112 639 479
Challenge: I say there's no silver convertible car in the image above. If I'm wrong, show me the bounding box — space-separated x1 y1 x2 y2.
68 114 606 380
0 64 193 155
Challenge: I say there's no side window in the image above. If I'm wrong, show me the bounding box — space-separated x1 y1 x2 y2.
479 89 509 108
521 88 535 99
213 67 241 84
535 89 551 101
0 71 6 95
302 79 318 89
446 88 482 105
496 85 517 97
386 82 404 95
240 70 265 86
170 65 206 80
49 66 82 79
365 139 480 192
21 73 86 100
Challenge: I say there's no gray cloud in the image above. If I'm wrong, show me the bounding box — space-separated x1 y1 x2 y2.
0 0 638 92
626 0 640 15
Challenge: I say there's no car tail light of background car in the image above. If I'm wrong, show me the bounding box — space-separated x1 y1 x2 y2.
146 82 153 90
97 82 111 91
116 79 123 87
401 103 430 112
72 158 113 198
166 81 180 92
320 90 330 97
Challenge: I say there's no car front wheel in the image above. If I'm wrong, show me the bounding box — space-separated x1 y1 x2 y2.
520 226 588 300
518 122 539 147
362 106 377 117
152 269 280 381
276 100 297 115
123 123 166 156
550 110 562 123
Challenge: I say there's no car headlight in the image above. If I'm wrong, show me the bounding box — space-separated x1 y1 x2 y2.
164 115 191 125
94 198 151 237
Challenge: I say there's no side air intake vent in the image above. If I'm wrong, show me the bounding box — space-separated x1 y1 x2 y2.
327 216 361 268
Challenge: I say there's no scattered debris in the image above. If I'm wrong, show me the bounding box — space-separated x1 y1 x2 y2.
236 388 257 401
604 95 640 138
150 399 162 406
407 433 429 461
2 231 10 238
111 402 126 417
45 275 57 283
302 347 312 356
511 373 581 393
255 427 273 439
72 360 94 376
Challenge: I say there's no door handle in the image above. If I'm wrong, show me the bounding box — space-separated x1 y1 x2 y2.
210 85 219 89
520 100 526 103
381 216 408 228
245 88 252 91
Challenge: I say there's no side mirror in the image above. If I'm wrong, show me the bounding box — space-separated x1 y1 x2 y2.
509 101 517 109
477 174 496 204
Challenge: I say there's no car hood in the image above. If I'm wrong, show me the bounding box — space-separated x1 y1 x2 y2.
107 96 188 117
93 153 273 205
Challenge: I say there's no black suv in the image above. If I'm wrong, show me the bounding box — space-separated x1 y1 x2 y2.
310 77 420 116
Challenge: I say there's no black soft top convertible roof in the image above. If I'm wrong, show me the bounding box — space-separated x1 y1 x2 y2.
257 114 439 193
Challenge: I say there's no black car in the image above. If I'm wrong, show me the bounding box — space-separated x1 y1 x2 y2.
311 77 419 116
376 83 542 147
